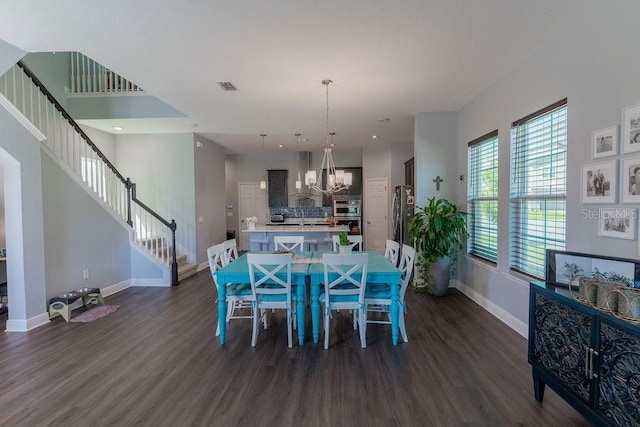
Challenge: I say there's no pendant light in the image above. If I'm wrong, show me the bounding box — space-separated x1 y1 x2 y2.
305 79 351 195
294 133 302 189
259 133 267 190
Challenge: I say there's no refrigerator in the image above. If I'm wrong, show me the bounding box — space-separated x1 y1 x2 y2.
392 185 414 245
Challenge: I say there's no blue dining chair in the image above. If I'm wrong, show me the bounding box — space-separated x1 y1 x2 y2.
365 244 415 343
208 243 255 337
321 253 369 349
247 253 296 347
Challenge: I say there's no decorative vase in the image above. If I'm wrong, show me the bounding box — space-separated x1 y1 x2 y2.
617 287 640 320
247 221 255 230
578 277 598 303
595 281 622 311
339 246 352 255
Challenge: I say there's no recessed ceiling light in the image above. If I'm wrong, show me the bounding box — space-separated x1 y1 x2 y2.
372 135 378 139
113 126 123 131
278 144 284 148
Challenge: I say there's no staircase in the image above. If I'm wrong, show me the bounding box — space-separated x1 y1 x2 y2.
0 60 191 285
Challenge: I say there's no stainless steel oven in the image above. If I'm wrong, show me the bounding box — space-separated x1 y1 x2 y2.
333 197 361 218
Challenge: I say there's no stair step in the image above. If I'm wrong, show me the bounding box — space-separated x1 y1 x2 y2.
178 263 198 281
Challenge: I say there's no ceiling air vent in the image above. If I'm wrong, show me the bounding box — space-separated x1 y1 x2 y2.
217 81 238 91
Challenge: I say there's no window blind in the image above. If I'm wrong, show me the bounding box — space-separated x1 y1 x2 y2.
510 99 567 279
467 130 499 263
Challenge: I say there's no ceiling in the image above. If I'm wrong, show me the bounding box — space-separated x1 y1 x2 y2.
0 0 573 154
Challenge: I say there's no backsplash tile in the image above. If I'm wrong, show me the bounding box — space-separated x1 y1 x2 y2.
270 207 333 219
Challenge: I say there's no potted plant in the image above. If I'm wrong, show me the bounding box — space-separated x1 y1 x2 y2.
338 232 352 254
408 197 468 296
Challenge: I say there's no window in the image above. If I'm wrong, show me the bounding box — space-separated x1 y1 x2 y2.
510 99 567 279
467 130 499 263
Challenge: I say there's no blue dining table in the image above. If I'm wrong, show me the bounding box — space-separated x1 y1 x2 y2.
213 251 310 345
307 251 403 345
213 250 403 346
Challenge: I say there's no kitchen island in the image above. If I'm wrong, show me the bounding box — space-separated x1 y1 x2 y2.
242 224 348 251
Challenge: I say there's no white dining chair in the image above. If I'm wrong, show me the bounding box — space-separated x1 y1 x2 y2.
223 238 239 262
365 244 416 343
273 235 305 253
384 239 400 267
207 243 254 337
331 234 362 251
321 253 369 349
222 238 253 319
247 253 296 347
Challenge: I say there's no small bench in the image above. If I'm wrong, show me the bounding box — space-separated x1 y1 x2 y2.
49 287 104 322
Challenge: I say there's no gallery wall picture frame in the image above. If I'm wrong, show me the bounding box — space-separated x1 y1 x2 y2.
592 125 618 159
621 156 640 203
598 207 636 239
581 160 617 204
622 102 640 154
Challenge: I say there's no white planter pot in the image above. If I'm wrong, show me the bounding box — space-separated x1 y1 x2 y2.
247 222 255 230
339 246 352 255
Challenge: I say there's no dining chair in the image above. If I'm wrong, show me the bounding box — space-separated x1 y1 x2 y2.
384 239 400 266
223 238 239 262
320 253 369 349
331 234 363 251
222 238 253 319
247 253 296 347
207 243 254 337
273 235 305 253
365 244 416 343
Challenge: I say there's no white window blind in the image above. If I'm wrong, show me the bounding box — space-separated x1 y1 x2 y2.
467 130 499 263
510 99 567 279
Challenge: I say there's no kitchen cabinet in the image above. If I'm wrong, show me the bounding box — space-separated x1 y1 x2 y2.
321 167 362 207
529 281 640 426
267 169 288 208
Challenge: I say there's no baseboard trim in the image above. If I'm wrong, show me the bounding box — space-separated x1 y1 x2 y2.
130 278 171 287
101 279 133 297
5 312 50 332
454 280 528 339
197 262 209 273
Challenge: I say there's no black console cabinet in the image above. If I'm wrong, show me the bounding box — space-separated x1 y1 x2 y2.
529 282 640 426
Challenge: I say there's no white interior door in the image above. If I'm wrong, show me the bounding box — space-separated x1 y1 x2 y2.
364 178 388 252
238 183 267 251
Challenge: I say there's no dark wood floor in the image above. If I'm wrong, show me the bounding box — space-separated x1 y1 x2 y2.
0 270 589 426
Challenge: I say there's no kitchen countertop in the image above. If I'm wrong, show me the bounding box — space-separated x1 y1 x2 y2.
242 224 348 233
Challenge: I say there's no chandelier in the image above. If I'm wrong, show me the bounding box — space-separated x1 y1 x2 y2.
305 79 352 195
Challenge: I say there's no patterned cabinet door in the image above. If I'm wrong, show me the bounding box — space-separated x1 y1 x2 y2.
597 321 640 426
532 293 593 403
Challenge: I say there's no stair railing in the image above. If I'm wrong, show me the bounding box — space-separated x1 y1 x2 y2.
0 60 178 285
70 52 143 94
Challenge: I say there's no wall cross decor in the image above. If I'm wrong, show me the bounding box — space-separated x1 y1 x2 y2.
433 176 443 191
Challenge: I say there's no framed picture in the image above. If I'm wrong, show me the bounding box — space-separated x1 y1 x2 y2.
598 207 636 239
581 160 617 204
592 125 618 158
621 157 640 203
622 103 640 153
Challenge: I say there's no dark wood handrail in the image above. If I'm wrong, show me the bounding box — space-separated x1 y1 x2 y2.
130 182 175 230
17 60 128 185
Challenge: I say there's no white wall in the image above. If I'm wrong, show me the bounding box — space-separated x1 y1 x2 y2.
0 106 47 323
225 154 239 233
114 133 197 262
0 39 24 76
194 134 226 263
41 153 132 298
417 1 640 335
414 112 459 207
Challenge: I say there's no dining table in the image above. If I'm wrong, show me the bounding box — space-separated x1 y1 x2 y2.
213 250 403 345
